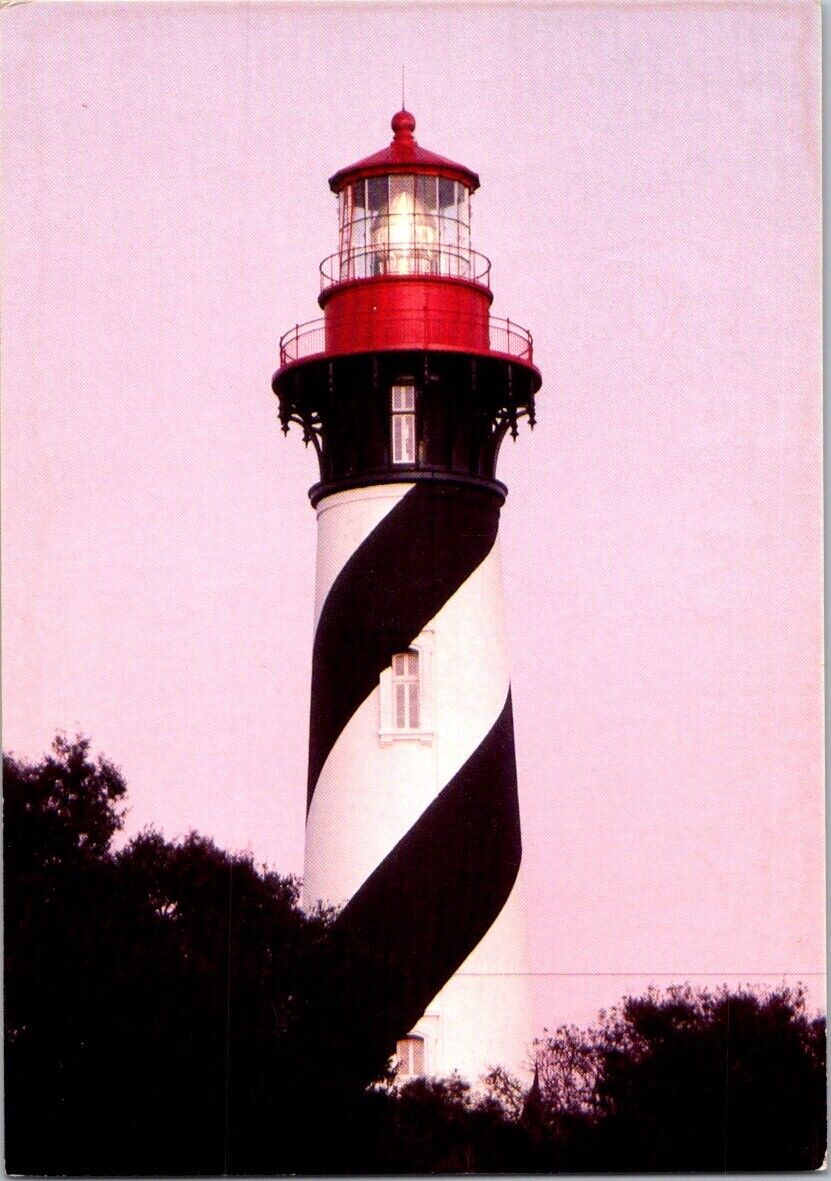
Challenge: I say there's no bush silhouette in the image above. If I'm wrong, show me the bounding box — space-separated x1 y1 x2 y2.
5 737 826 1173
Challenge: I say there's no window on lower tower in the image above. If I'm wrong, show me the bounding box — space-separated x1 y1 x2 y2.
391 383 416 464
396 1034 425 1077
392 650 420 730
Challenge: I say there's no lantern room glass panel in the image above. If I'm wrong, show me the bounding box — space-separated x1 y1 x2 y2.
457 186 471 256
415 174 438 213
336 173 473 283
352 180 367 269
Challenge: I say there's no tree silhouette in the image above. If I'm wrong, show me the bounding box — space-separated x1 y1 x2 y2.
532 983 826 1171
4 738 826 1173
4 737 337 1173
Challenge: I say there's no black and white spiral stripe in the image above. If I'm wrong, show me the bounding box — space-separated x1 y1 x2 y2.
306 480 522 1056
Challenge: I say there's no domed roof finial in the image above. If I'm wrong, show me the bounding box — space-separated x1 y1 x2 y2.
391 109 416 140
328 108 479 193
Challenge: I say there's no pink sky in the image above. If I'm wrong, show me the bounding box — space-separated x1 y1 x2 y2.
2 1 823 1031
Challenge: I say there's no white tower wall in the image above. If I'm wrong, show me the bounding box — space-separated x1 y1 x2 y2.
304 483 534 1086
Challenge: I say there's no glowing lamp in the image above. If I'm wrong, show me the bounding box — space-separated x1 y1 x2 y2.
371 183 439 275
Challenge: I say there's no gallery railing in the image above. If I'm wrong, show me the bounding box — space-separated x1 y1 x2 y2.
319 245 492 292
278 312 533 367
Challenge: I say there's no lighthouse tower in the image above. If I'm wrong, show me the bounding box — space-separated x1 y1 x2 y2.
273 110 541 1086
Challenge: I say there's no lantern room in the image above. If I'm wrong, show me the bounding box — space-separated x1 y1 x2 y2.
320 109 494 356
326 109 479 285
331 172 472 281
273 108 541 507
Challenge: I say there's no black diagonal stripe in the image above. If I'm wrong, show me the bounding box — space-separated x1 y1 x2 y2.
307 481 502 811
317 691 521 1068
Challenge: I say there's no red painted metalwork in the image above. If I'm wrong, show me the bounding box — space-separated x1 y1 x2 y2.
322 276 492 355
274 108 538 384
328 109 479 193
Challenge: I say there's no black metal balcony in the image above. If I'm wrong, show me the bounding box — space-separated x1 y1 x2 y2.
319 245 492 293
278 311 533 369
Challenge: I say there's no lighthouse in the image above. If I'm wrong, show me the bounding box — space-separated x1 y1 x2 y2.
273 109 541 1086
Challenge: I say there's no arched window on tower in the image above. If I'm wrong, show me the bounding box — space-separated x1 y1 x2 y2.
391 383 416 464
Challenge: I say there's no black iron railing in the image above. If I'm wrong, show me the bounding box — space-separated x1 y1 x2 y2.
319 245 492 292
279 318 326 365
278 312 533 368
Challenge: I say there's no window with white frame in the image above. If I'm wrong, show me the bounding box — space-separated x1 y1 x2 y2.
392 650 420 730
396 1035 425 1077
391 383 416 464
379 632 434 744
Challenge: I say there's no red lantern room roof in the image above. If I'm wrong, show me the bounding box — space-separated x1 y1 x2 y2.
328 109 480 193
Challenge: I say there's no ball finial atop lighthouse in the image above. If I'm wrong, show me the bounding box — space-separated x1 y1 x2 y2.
391 108 416 138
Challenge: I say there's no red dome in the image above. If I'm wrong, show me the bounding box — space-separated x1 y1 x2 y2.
328 109 480 193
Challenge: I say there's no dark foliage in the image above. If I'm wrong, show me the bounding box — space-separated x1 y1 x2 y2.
4 737 337 1173
4 737 826 1173
529 984 827 1171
